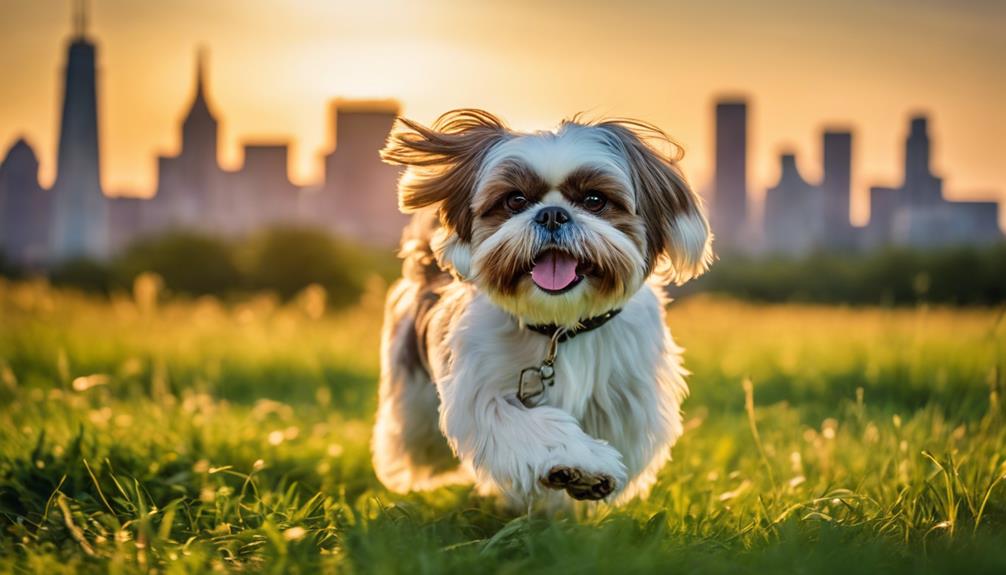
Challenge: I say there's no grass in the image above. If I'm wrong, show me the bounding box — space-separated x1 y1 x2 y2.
1 277 1005 573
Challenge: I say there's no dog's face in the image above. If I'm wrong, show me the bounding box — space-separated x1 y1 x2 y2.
382 110 712 327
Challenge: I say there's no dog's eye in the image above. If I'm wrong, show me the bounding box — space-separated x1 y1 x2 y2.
582 192 607 213
505 192 529 212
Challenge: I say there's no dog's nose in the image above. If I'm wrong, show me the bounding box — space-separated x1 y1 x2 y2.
534 206 571 232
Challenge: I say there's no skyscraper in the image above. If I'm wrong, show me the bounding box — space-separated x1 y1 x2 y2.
902 116 942 205
821 130 852 248
151 49 225 233
1 139 51 266
315 100 406 246
711 99 748 251
763 153 824 255
229 142 299 234
179 50 220 193
865 115 1000 248
49 0 108 261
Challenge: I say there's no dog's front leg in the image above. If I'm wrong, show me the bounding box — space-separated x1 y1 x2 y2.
436 368 628 502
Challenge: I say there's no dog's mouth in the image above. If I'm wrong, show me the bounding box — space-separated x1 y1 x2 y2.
529 250 592 295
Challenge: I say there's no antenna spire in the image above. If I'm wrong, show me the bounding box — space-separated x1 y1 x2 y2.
73 0 88 38
195 46 208 99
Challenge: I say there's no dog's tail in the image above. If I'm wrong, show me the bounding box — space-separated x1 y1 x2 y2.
398 210 452 289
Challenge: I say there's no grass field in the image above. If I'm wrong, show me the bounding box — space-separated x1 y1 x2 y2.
1 278 1005 574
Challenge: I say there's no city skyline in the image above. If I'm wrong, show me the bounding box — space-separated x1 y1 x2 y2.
0 6 409 264
1 0 1002 266
1 0 1003 229
710 99 1000 255
1 3 1002 265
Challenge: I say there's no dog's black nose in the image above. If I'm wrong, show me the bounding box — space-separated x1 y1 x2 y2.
534 206 570 232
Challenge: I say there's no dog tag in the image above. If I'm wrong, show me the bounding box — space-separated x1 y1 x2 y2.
516 327 563 408
518 363 554 408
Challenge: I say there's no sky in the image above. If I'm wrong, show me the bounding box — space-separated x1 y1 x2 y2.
1 0 1003 226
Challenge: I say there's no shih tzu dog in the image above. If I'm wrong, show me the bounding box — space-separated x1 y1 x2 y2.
371 109 712 508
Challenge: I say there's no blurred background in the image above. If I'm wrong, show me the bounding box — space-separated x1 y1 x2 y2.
0 0 1004 306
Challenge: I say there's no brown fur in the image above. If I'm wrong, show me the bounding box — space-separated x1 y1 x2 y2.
591 120 712 284
381 110 511 242
476 160 550 213
557 166 635 213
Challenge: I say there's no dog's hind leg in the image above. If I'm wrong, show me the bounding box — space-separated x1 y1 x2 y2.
371 280 465 492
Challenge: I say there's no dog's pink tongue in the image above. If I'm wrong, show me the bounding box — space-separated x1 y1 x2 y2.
531 252 578 291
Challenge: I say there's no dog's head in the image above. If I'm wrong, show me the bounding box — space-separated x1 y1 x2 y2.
381 109 713 327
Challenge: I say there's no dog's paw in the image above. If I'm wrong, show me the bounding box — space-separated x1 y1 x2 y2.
541 465 616 500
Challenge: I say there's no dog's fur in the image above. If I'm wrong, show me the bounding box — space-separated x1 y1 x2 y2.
371 110 712 508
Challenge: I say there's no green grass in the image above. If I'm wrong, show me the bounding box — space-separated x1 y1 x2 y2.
1 278 1005 574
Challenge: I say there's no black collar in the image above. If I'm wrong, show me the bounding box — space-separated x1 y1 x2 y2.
525 308 622 343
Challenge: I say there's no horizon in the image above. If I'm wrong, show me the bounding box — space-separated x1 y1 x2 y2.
1 0 1004 228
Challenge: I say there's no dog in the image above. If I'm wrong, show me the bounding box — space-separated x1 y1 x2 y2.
371 109 712 508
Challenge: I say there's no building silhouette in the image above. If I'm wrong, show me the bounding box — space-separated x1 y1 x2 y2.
903 117 942 206
711 100 749 252
763 153 824 255
309 100 407 246
865 116 1001 248
49 0 108 261
0 139 51 266
150 49 227 234
753 113 1000 256
821 131 853 249
146 60 404 247
229 142 300 235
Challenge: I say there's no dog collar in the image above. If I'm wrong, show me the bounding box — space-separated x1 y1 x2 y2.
517 308 622 408
524 308 622 343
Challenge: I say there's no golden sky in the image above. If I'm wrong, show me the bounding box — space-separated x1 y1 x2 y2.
1 0 1004 226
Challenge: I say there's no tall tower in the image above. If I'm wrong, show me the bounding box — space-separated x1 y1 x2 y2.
763 153 823 255
180 49 219 183
902 116 942 205
712 99 748 251
1 139 52 266
151 49 224 232
318 100 407 246
821 130 852 248
50 0 108 261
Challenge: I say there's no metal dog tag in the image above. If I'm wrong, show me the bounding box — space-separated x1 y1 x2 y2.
516 328 564 408
518 363 555 407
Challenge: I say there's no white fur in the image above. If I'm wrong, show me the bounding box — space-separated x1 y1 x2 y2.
372 277 688 508
650 208 716 285
371 278 473 492
431 227 472 279
441 285 686 503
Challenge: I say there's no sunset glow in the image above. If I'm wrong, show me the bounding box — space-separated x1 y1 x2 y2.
2 0 1003 226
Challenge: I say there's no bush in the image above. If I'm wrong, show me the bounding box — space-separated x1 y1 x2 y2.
116 232 242 296
49 258 116 293
680 244 1006 305
108 226 398 307
0 251 19 278
241 227 378 306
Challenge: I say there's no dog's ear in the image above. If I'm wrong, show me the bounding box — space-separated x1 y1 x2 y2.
381 109 510 243
596 121 713 285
